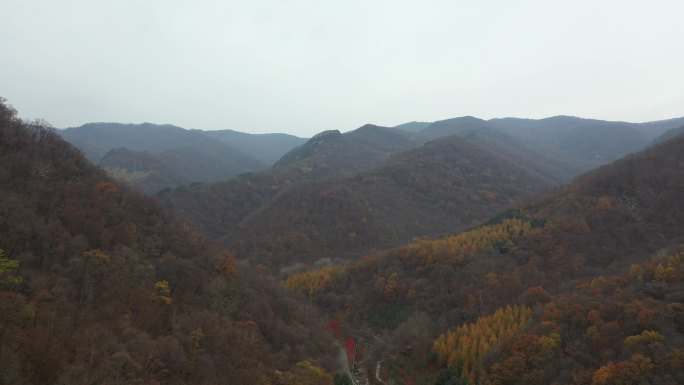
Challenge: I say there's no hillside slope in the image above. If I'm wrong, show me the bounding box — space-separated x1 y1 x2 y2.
275 124 423 172
294 132 684 384
0 101 337 385
160 124 425 240
226 135 555 268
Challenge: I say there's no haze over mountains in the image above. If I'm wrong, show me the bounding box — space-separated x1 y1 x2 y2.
416 115 684 176
59 115 684 196
148 115 684 269
59 122 306 194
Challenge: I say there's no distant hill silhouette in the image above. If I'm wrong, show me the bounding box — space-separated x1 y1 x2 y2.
59 122 305 193
275 124 423 173
410 115 684 179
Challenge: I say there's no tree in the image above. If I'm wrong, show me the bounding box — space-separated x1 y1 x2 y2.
152 280 172 304
218 251 238 281
0 248 22 289
433 305 531 379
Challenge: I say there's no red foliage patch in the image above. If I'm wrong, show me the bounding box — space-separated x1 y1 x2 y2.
328 319 343 340
345 337 356 363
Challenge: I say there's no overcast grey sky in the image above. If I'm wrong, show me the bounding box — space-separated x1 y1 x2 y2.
1 0 683 136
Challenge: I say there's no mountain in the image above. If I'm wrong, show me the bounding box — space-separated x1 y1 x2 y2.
168 117 665 269
98 142 273 195
160 114 684 272
160 124 426 241
292 131 684 385
58 122 305 193
0 100 338 385
417 115 684 179
275 124 423 173
162 127 564 269
224 135 555 268
60 122 253 164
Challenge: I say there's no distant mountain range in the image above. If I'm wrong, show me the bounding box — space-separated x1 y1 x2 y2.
59 115 684 269
399 115 684 177
60 116 684 196
59 122 306 193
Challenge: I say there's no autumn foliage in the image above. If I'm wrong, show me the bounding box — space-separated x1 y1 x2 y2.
284 264 349 297
404 218 535 265
433 305 531 379
0 99 337 384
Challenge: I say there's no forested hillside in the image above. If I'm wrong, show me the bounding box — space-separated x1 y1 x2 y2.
0 100 338 385
159 124 425 242
161 115 683 272
288 132 684 384
225 135 554 268
160 125 574 269
5 98 684 385
274 125 422 172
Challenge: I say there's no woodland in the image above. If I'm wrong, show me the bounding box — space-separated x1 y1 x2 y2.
2 95 684 385
0 100 337 385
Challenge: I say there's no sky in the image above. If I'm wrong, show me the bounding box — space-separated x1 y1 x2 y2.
1 0 683 136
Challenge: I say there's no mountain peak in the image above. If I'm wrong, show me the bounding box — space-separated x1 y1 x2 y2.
311 129 342 139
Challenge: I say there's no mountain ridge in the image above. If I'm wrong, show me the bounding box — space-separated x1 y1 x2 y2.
59 122 306 193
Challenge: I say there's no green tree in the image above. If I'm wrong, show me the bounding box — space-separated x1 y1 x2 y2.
152 280 172 304
0 248 23 289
